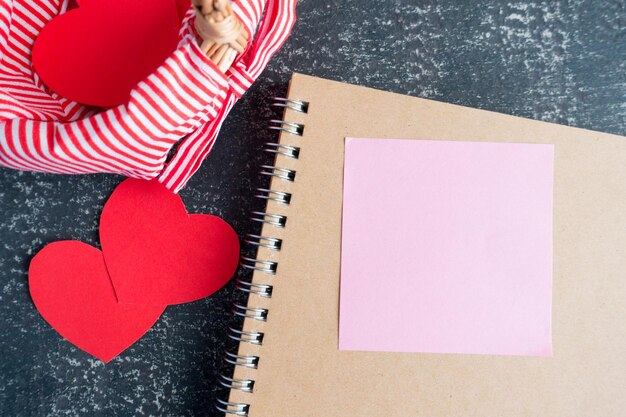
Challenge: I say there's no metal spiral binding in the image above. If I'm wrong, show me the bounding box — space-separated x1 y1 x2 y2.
235 279 273 297
227 327 264 345
259 165 296 182
224 351 259 368
231 303 269 321
240 257 277 274
216 96 309 416
272 97 308 113
216 400 249 416
269 119 304 136
255 188 292 205
219 375 255 392
249 211 287 227
244 234 282 251
263 142 301 159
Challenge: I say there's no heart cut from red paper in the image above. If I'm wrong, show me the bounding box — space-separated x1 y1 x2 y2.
32 0 183 107
175 0 193 23
100 179 240 305
29 241 165 362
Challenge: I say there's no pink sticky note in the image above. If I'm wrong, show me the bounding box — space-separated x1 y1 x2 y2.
339 138 554 356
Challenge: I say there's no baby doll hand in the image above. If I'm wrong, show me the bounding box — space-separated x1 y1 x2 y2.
193 0 250 72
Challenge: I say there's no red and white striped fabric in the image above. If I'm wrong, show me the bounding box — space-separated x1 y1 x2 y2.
0 0 297 192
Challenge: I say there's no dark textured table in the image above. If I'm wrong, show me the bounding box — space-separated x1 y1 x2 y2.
1 1 624 416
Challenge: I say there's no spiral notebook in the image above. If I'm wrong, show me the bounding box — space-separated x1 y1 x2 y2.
217 73 626 416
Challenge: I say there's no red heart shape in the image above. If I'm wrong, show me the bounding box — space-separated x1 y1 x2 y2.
100 179 240 305
32 0 183 107
175 0 193 24
29 241 165 362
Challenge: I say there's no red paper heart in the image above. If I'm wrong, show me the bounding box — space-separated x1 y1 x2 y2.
32 0 182 107
100 179 240 305
175 0 192 23
29 241 165 362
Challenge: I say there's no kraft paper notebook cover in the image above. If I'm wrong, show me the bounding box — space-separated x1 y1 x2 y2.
219 73 626 416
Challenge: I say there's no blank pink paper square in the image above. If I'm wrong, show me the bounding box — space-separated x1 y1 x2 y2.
339 138 554 356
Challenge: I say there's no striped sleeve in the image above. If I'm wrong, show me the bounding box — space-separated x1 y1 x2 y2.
0 41 229 178
158 0 298 192
159 93 237 191
0 1 10 59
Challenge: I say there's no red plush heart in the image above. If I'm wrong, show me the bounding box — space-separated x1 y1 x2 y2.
32 0 183 107
100 179 240 305
29 241 165 362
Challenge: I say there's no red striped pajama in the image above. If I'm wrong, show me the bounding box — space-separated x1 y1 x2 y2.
0 0 297 192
